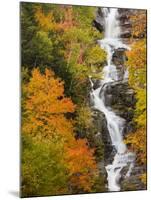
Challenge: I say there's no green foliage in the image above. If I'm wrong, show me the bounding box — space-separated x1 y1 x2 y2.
125 23 146 182
127 39 146 88
92 174 106 192
21 2 107 196
126 39 146 128
21 67 30 84
73 6 96 28
21 3 38 67
21 135 68 197
21 2 106 104
135 88 146 127
21 2 147 194
31 31 53 64
21 67 101 196
76 105 93 131
62 27 92 45
85 45 106 66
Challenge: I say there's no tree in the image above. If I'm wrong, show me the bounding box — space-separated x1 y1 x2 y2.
21 2 106 104
125 37 146 184
65 138 98 192
130 10 147 38
126 39 146 127
21 67 99 195
22 68 75 139
21 3 54 68
21 135 69 197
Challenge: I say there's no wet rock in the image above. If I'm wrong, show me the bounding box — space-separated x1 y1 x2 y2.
93 8 105 32
93 7 135 44
91 109 113 163
123 121 136 135
93 79 102 90
100 81 136 135
91 7 146 191
117 8 133 21
92 19 104 32
120 21 132 28
120 31 132 38
112 50 125 65
121 164 147 191
103 81 136 108
117 9 133 43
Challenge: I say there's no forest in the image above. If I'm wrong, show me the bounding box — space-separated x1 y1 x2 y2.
21 2 147 197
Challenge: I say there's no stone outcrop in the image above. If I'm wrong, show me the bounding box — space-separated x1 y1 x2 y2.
121 164 146 191
92 110 113 163
112 48 128 67
92 7 106 32
102 81 136 135
91 7 146 191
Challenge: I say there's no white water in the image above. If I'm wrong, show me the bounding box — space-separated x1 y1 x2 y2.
90 8 135 191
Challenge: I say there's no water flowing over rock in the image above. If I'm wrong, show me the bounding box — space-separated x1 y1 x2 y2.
90 8 136 192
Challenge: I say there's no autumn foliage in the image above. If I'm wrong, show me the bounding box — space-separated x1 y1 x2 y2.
21 2 147 196
21 3 105 196
35 7 56 32
130 10 147 38
65 139 97 192
21 67 98 196
35 6 75 32
22 68 75 139
125 13 146 184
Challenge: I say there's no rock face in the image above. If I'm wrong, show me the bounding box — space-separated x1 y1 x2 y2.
118 8 133 40
92 110 113 163
121 164 147 191
91 7 146 191
90 80 136 164
92 7 106 32
93 8 133 41
92 7 136 155
112 48 128 67
102 81 136 135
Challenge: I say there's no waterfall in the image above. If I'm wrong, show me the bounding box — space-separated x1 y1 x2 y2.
90 8 135 191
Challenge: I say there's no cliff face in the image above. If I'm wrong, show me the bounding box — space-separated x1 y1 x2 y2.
91 8 146 191
92 7 136 158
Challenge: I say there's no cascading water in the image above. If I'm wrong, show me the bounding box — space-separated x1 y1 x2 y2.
90 8 135 191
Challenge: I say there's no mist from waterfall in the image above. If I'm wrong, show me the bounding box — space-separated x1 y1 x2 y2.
90 8 135 191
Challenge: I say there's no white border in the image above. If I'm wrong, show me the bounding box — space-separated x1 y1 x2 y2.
0 0 150 199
